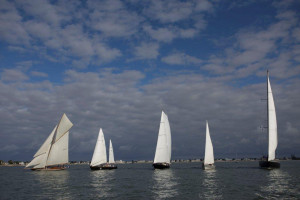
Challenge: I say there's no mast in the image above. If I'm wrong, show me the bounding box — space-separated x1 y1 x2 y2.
267 70 269 159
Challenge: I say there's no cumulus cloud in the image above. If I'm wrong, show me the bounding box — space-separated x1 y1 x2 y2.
133 42 160 60
162 52 202 65
0 68 299 161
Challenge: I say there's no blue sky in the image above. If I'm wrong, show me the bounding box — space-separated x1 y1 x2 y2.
0 0 300 162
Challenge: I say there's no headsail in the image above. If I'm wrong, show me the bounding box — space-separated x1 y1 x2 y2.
90 128 107 167
108 140 115 164
267 72 278 161
154 111 172 164
204 121 214 165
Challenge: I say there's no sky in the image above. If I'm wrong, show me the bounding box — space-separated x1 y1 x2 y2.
0 0 300 162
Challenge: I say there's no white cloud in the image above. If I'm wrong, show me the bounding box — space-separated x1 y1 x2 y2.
133 42 160 60
162 52 202 65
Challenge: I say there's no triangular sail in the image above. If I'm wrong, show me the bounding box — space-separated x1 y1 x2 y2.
154 111 172 164
90 128 107 167
267 73 277 161
26 113 73 168
109 140 115 164
204 121 214 165
47 131 69 166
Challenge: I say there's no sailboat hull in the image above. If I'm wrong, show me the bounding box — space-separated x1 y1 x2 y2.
90 164 117 170
202 163 215 170
153 163 170 169
259 161 280 169
30 166 67 171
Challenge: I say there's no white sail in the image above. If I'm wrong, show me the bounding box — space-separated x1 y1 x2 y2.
90 128 107 167
267 73 277 161
154 111 172 164
204 121 214 165
26 113 73 169
109 140 115 164
47 131 69 166
34 126 57 158
53 113 73 143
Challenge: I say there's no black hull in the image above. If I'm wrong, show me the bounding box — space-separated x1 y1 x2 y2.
259 161 280 169
202 163 215 170
90 164 117 170
153 163 170 169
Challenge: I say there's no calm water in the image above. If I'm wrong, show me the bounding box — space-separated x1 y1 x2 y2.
1 161 300 199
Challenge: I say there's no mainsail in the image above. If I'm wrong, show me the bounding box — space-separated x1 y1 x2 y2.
108 140 115 164
204 121 214 165
154 111 172 164
90 128 107 167
267 72 278 161
26 114 73 169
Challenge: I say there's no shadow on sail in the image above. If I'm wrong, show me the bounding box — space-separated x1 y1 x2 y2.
200 169 222 199
152 169 178 199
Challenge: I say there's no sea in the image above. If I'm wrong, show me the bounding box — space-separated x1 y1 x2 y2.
1 161 299 200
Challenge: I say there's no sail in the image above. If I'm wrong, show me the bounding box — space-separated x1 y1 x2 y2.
268 74 277 161
204 121 214 165
52 114 73 143
26 153 48 169
34 126 57 157
109 140 115 164
154 111 171 164
26 113 73 169
46 131 69 166
26 125 56 168
90 128 107 167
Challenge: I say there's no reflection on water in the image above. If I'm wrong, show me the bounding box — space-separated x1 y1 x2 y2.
152 169 178 199
90 170 116 198
258 169 296 199
32 170 72 199
200 169 222 200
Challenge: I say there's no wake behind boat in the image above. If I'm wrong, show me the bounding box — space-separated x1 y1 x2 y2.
25 113 73 171
202 121 215 170
90 129 117 170
153 111 172 169
259 70 280 169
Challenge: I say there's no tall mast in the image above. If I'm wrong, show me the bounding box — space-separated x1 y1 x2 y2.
267 70 269 158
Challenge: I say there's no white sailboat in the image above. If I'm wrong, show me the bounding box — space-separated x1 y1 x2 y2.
202 121 215 170
90 129 117 170
153 110 172 169
25 113 73 170
259 70 280 169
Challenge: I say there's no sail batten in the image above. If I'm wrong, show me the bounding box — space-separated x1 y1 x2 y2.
267 73 278 161
204 121 214 165
154 111 172 164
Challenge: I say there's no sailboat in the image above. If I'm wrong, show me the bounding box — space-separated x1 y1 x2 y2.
259 70 280 169
153 110 172 169
202 121 215 170
90 128 117 170
25 113 73 171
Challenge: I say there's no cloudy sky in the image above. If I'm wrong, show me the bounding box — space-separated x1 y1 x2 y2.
0 0 299 162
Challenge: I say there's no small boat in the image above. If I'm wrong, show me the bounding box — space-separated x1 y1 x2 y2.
25 113 73 171
153 111 172 169
90 129 117 170
202 121 215 170
259 70 280 169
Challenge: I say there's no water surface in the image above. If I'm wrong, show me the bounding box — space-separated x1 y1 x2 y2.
1 161 299 199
